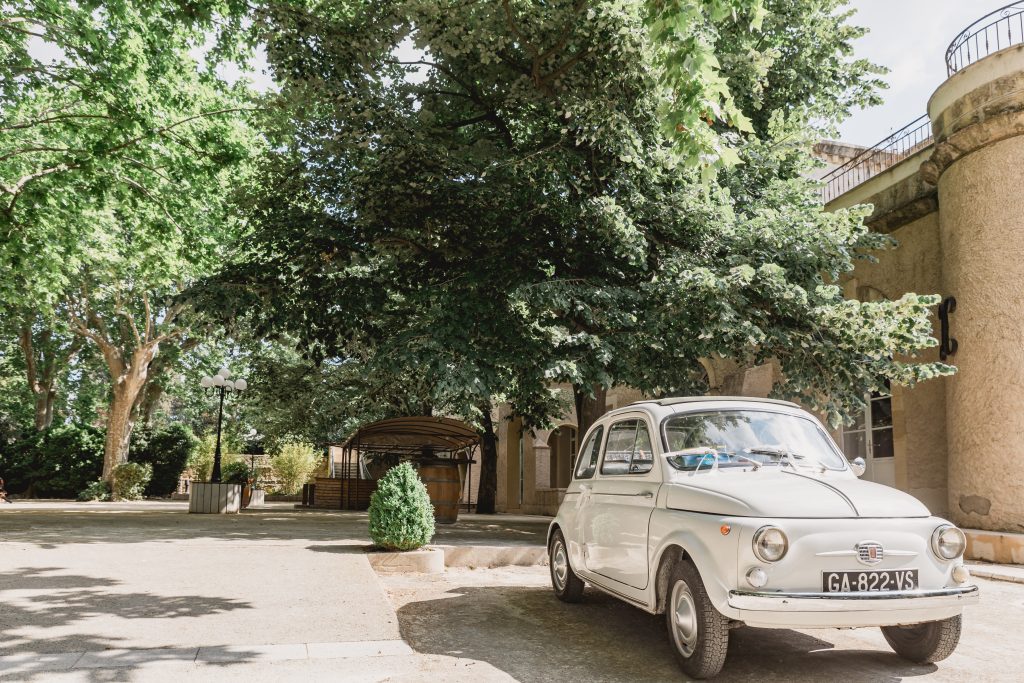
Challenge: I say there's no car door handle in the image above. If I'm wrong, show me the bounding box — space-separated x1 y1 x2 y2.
636 491 654 498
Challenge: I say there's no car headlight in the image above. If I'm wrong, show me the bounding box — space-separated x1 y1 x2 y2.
931 525 966 560
753 526 789 562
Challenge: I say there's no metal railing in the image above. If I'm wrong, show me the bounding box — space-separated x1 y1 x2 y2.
946 2 1024 75
820 114 933 204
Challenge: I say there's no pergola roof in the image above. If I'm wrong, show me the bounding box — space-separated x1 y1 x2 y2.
341 416 480 451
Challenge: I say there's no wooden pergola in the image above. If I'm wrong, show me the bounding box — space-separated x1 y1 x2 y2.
315 417 480 514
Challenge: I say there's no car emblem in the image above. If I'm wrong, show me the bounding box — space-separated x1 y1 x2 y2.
856 542 884 566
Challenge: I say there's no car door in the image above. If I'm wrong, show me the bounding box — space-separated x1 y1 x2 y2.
579 415 659 590
561 424 605 569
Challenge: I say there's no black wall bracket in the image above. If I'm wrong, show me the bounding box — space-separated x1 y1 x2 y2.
938 296 958 361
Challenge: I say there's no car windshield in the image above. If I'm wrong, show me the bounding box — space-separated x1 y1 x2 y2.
662 409 847 472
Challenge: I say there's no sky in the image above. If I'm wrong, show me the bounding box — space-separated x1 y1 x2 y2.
837 0 1011 145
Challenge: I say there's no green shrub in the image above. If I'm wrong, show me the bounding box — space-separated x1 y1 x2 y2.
270 442 320 495
0 423 104 497
187 434 220 482
111 462 153 501
368 462 435 551
131 424 200 496
221 459 251 485
77 480 111 502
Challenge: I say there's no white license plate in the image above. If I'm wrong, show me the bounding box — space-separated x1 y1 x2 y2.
822 569 918 592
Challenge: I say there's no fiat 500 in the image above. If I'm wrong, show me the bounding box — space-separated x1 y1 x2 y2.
548 397 978 679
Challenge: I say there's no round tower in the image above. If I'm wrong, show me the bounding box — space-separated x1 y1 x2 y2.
923 42 1024 531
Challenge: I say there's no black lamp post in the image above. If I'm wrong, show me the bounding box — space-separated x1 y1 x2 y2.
200 367 247 483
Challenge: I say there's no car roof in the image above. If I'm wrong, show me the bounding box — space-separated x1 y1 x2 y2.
599 395 801 423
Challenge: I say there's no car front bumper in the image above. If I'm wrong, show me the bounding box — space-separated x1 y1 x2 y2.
726 585 979 629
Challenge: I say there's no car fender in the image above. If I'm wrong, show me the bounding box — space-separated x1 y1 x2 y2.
648 509 742 613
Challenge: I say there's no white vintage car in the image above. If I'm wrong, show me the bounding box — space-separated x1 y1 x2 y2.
547 397 978 679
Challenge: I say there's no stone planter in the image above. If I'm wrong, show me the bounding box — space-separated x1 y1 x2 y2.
246 488 266 508
188 482 242 514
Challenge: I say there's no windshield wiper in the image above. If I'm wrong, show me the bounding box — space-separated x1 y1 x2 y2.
745 445 824 472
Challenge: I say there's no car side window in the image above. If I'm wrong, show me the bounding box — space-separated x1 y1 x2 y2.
631 421 654 474
600 419 654 475
574 426 604 480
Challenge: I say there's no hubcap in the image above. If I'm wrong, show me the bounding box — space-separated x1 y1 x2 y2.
671 580 698 657
552 541 568 590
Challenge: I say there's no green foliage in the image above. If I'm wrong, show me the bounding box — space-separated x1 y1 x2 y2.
77 480 111 502
130 424 200 496
188 434 217 483
368 462 435 552
221 459 251 486
0 0 264 475
0 423 104 497
270 442 321 495
213 0 945 454
111 462 153 501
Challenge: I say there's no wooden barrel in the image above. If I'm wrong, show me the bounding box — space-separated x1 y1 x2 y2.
417 459 461 524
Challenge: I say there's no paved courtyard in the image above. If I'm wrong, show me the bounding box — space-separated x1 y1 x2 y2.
1 501 1022 681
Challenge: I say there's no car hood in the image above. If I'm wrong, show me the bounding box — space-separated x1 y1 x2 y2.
664 468 930 518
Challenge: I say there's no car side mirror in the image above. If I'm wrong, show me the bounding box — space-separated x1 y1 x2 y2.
849 457 866 477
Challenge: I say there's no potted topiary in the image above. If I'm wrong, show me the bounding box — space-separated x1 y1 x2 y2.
367 462 437 571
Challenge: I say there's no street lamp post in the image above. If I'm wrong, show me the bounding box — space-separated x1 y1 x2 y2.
200 367 247 484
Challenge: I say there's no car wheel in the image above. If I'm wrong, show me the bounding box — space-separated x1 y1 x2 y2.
881 615 962 663
665 559 729 680
549 529 585 602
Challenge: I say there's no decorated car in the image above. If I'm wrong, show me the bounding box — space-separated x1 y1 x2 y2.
548 396 978 679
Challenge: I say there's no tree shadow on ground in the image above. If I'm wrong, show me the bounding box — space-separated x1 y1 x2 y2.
0 566 256 681
395 585 938 683
0 506 549 548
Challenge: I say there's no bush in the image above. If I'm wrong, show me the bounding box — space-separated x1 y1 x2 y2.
77 480 111 502
221 459 251 485
0 423 104 497
270 442 320 495
131 424 200 496
188 434 217 482
368 462 435 551
111 462 152 501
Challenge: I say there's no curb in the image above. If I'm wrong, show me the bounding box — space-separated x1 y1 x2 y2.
436 544 547 569
366 548 445 574
366 545 547 574
967 563 1024 585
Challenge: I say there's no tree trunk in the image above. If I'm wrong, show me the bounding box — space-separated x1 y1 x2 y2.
476 403 499 514
100 347 155 483
32 389 56 430
18 324 61 430
574 383 608 440
103 386 137 482
139 381 165 426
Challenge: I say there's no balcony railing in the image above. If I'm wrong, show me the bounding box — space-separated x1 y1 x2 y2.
946 2 1024 75
820 114 933 204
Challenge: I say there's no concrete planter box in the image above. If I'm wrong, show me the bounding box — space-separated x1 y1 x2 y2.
188 482 242 514
245 488 266 508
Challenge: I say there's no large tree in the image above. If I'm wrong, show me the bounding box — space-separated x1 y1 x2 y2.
1 0 262 478
211 0 948 511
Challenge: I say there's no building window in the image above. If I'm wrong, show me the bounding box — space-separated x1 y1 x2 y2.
842 387 893 461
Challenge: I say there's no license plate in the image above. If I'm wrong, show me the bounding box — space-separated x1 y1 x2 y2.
822 569 918 593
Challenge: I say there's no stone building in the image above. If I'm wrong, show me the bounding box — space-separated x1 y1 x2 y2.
492 8 1024 563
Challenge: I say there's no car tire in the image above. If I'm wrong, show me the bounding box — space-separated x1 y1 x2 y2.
881 615 962 663
549 529 585 603
665 559 729 679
